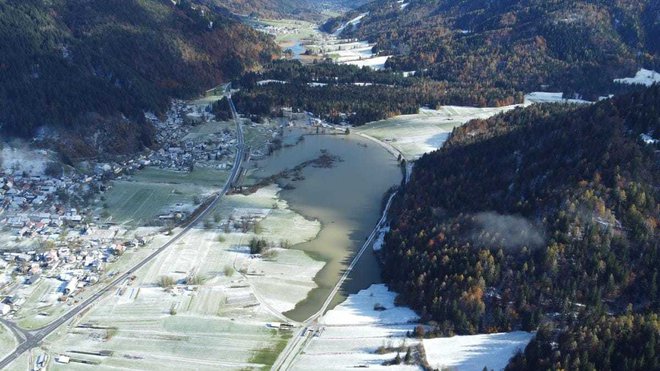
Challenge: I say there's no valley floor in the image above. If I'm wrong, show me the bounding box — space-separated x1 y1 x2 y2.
291 284 533 370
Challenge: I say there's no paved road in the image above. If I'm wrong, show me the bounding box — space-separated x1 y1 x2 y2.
0 92 245 369
272 190 398 371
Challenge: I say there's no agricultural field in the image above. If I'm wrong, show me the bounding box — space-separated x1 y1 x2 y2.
13 230 172 330
260 19 318 43
355 105 521 159
242 120 281 157
13 277 69 330
0 323 17 359
292 284 420 370
102 167 230 226
42 185 323 370
423 332 534 371
182 120 235 142
342 55 390 70
293 284 533 371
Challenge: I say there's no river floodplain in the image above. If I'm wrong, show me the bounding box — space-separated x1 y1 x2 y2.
244 128 402 321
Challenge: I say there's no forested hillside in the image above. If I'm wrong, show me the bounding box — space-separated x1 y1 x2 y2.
201 0 312 19
382 86 659 341
228 60 523 126
506 313 659 371
202 0 366 20
0 0 278 157
325 0 660 99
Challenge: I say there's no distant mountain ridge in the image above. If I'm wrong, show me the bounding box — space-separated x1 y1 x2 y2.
0 0 278 158
325 0 660 99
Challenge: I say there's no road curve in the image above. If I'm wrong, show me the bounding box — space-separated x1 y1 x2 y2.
0 92 245 369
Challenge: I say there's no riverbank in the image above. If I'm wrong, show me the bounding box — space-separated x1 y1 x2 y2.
245 127 402 321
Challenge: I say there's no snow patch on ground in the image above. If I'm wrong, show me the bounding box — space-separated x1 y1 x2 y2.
292 284 419 370
333 12 369 36
343 55 391 70
322 284 419 326
257 79 287 86
356 104 521 159
524 92 591 104
614 68 660 86
372 226 390 251
423 332 534 371
640 133 658 144
294 284 534 370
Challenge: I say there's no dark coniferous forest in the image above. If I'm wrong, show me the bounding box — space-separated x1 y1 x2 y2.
0 0 278 156
381 86 659 369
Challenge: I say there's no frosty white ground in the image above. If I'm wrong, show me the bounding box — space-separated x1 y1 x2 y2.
356 105 521 159
614 68 660 86
0 322 17 360
423 332 534 371
292 284 420 370
40 185 323 370
372 226 389 252
343 55 391 70
293 284 533 371
524 91 591 104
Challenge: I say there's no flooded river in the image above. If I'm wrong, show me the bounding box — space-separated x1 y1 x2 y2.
246 127 401 321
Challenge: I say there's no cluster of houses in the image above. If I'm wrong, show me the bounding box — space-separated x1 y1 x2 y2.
145 100 237 171
0 98 250 318
0 173 67 212
0 225 147 316
254 23 301 38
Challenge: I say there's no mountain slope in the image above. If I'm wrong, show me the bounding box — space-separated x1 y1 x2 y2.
382 86 659 337
203 0 367 20
0 0 278 157
201 0 312 18
325 0 660 99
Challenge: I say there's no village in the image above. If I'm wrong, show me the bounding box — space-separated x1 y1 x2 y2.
0 95 283 324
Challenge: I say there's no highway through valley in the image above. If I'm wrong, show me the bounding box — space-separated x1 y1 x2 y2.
0 92 245 369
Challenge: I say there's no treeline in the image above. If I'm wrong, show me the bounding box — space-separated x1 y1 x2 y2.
0 0 277 157
381 86 659 338
506 313 659 371
231 61 523 125
328 0 660 100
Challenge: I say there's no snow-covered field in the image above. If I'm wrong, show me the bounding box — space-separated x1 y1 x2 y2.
356 105 521 159
41 185 323 370
292 284 533 371
423 332 534 371
292 284 420 370
614 68 660 86
334 45 375 62
293 284 534 371
343 55 391 70
310 26 388 70
0 322 17 360
524 91 591 104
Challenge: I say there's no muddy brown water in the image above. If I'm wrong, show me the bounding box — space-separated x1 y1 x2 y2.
245 127 401 322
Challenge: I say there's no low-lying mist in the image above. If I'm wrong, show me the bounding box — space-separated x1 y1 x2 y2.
470 211 545 251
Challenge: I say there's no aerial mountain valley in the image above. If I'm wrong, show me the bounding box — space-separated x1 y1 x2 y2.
0 0 657 370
